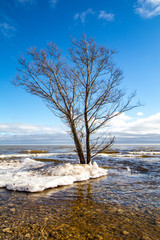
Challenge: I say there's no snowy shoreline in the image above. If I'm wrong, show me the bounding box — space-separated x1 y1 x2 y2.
0 158 107 192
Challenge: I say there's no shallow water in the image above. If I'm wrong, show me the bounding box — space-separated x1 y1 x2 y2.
0 144 160 239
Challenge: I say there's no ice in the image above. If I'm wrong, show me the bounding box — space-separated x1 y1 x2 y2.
0 158 107 192
0 152 75 160
127 166 131 173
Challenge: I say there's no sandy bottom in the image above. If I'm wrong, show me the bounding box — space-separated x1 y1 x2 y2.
0 183 160 240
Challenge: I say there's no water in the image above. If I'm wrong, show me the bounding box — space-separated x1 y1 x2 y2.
0 144 160 239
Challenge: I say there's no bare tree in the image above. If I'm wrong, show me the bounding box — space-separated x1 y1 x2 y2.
14 35 138 164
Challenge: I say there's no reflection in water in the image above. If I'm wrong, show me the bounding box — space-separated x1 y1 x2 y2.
0 179 160 240
0 144 160 239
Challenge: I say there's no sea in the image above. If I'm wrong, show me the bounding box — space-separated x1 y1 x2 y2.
0 144 160 239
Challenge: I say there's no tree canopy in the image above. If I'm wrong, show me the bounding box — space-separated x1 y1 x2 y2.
14 35 138 164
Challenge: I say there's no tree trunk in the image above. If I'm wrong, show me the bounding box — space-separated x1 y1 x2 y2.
69 119 85 164
85 105 91 164
86 129 91 164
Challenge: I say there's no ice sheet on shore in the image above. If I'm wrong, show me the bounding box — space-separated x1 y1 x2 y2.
0 158 107 192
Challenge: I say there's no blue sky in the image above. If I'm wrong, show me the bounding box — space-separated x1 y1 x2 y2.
0 0 160 144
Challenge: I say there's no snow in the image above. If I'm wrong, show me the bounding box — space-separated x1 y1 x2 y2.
0 158 107 192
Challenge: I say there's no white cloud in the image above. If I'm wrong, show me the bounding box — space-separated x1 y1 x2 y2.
109 113 132 130
135 0 160 18
74 13 80 21
0 123 70 144
98 10 115 21
0 22 17 38
111 112 160 135
0 12 18 38
137 112 144 116
0 123 63 136
1 112 160 144
74 9 115 24
74 9 95 24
